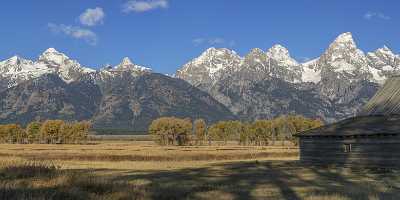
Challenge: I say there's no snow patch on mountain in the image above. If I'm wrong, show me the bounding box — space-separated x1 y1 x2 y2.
0 48 95 89
301 61 321 83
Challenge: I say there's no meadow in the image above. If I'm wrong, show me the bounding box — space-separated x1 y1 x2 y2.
0 141 399 200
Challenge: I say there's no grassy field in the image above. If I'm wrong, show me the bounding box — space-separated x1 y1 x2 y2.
0 141 399 200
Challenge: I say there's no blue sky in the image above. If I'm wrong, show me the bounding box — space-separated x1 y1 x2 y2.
0 0 398 74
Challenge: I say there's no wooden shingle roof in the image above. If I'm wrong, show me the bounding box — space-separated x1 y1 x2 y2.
295 115 400 137
360 76 400 116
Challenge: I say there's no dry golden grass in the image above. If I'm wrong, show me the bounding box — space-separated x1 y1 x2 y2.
0 141 298 170
0 160 146 200
0 141 399 200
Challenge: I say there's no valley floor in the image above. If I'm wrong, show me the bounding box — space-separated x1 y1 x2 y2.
0 142 399 200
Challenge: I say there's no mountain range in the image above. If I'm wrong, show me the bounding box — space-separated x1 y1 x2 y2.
0 50 235 132
0 32 399 132
176 32 399 122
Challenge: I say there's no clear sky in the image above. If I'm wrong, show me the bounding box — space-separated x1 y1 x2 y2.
0 0 398 73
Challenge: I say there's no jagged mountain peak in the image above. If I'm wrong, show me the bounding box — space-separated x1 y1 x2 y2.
247 48 265 55
101 64 113 71
43 47 60 54
325 32 358 52
334 32 354 43
380 45 391 51
266 44 299 66
327 32 362 53
326 32 359 53
37 48 96 82
319 32 367 73
200 47 239 58
268 44 290 54
190 47 241 66
120 57 134 66
8 55 20 62
113 57 151 72
375 45 395 56
204 47 232 53
0 47 98 90
176 47 242 85
2 55 31 65
38 47 70 66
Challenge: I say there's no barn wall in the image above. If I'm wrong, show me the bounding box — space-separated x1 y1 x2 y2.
299 135 400 168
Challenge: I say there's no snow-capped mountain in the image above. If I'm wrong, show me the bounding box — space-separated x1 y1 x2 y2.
301 33 400 85
178 32 399 87
0 48 95 91
0 50 233 131
100 57 151 76
0 49 154 92
367 46 400 83
93 57 152 83
240 45 302 83
114 57 151 72
300 32 368 83
300 33 399 105
0 32 398 128
176 48 242 86
176 45 305 87
37 48 95 82
176 32 399 122
0 55 51 89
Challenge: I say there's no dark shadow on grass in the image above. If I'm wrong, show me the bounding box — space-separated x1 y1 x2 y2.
112 161 400 200
1 160 399 200
112 161 305 199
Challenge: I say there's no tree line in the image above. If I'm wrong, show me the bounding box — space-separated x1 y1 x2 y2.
149 115 323 146
0 120 91 144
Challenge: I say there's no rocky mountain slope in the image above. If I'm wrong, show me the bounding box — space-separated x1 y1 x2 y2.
90 73 235 131
176 32 399 122
0 50 235 131
0 74 102 125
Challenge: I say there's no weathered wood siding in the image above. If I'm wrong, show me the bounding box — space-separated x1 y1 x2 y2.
299 135 400 168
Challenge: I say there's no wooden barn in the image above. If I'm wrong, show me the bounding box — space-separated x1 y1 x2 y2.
296 76 400 168
295 115 400 168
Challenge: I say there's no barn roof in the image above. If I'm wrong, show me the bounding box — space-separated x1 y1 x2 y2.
360 76 400 116
295 115 400 137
